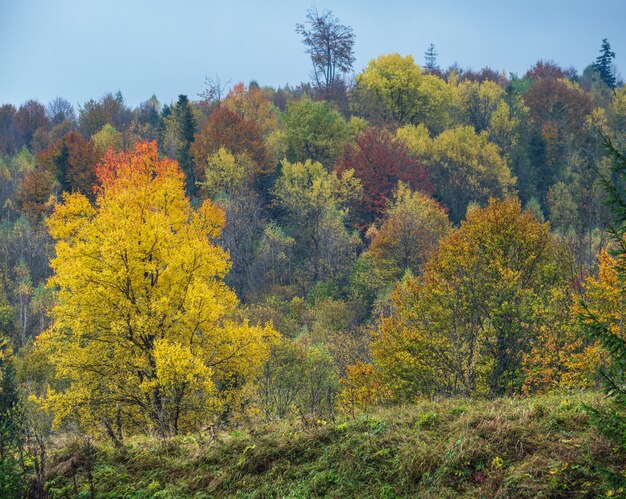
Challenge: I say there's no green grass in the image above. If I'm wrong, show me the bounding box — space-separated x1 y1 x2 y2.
45 392 625 498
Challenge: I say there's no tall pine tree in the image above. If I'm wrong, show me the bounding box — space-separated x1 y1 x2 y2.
175 95 197 197
424 43 439 73
593 38 617 89
54 141 71 193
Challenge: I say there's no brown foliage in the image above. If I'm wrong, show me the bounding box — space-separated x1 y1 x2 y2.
523 78 593 140
0 104 20 154
14 100 49 149
16 169 56 221
36 131 100 196
456 66 508 87
525 60 577 81
191 106 271 182
64 132 100 195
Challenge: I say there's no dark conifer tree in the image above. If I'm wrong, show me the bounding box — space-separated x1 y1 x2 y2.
174 95 197 197
593 38 617 89
424 43 439 72
54 141 71 192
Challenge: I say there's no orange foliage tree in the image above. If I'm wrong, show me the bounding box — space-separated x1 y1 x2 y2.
17 132 101 220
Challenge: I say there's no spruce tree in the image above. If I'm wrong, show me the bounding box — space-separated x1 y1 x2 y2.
174 95 197 197
424 43 439 73
593 38 616 89
54 141 71 192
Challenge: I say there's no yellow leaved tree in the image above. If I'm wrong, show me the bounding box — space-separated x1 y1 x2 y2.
36 142 276 440
371 198 575 399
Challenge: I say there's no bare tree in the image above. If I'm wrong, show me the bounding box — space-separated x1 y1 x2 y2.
46 97 75 125
296 8 355 91
198 74 231 108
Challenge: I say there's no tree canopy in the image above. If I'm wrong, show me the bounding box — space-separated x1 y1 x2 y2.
36 142 276 438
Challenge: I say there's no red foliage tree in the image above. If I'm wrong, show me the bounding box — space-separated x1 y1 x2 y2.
191 106 270 182
338 127 432 226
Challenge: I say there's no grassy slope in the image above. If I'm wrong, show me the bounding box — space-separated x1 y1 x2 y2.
45 392 625 498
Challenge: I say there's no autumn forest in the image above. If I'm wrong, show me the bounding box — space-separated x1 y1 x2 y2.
1 7 626 497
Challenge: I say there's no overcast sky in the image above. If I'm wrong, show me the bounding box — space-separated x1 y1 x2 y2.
1 0 625 108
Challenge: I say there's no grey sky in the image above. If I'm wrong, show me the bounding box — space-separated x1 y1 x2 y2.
1 0 625 107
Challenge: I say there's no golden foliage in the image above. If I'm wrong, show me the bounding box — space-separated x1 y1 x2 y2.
339 361 390 414
36 142 277 437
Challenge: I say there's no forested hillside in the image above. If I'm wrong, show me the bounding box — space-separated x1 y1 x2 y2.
1 8 625 497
